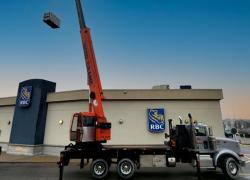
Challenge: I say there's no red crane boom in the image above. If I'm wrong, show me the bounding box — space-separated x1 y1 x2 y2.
69 0 111 143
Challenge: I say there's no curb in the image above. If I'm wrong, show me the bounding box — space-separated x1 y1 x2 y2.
0 161 57 164
0 160 79 164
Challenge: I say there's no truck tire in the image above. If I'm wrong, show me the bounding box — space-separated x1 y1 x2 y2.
117 158 135 179
91 159 109 179
221 157 239 179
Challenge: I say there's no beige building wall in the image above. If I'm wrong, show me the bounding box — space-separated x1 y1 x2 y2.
0 89 224 155
43 100 224 147
0 106 15 150
43 101 88 146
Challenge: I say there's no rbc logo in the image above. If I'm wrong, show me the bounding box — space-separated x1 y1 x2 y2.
147 108 165 133
18 86 32 107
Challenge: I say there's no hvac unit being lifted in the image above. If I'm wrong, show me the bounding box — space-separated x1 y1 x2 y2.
43 12 60 29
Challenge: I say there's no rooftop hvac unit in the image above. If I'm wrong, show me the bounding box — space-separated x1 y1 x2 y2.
180 85 192 89
152 85 170 90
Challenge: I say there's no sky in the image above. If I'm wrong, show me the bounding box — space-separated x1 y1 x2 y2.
0 0 249 119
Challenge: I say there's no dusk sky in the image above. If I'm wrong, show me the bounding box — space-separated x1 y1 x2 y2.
0 0 249 119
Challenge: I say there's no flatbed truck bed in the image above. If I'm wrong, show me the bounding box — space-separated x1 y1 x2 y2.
58 142 200 180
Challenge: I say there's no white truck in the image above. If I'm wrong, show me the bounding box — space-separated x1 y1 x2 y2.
58 113 245 180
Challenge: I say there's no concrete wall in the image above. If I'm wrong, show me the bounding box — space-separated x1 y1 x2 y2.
43 100 224 148
0 106 15 151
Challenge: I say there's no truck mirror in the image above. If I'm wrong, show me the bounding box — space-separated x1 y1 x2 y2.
231 128 237 135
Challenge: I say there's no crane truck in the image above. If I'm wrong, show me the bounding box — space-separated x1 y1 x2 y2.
42 0 245 179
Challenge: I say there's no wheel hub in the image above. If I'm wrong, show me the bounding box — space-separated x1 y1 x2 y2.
228 161 237 175
121 162 132 175
94 163 105 175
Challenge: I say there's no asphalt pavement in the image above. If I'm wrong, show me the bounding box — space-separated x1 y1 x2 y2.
0 144 249 180
0 162 249 180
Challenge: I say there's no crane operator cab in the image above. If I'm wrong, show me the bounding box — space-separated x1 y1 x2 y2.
70 113 111 143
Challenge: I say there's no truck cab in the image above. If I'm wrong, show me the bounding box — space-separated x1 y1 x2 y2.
170 121 245 179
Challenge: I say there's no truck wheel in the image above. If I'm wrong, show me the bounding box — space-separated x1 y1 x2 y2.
117 158 135 179
221 157 239 179
91 159 109 179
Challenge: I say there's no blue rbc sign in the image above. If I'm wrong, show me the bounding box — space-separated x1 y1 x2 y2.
147 108 165 133
18 86 33 107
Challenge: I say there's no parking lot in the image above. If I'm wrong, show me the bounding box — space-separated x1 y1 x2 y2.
0 143 249 180
0 162 250 180
0 160 249 180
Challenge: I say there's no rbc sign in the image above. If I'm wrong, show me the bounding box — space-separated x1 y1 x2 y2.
18 86 32 107
147 108 165 133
